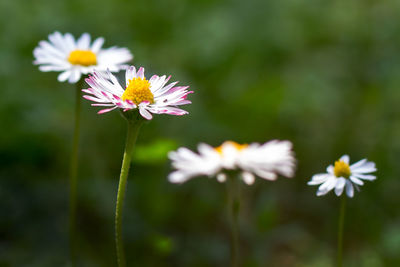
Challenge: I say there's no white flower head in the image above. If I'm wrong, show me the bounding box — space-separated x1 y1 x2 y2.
308 155 377 198
168 140 296 185
82 66 193 120
33 32 133 83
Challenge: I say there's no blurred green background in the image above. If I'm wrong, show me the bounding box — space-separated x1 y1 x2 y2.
1 0 400 266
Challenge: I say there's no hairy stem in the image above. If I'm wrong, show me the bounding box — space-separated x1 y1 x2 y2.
115 117 144 267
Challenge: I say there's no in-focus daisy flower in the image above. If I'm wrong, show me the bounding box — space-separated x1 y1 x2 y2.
168 140 296 184
83 67 192 267
33 32 133 83
83 66 193 120
307 155 377 198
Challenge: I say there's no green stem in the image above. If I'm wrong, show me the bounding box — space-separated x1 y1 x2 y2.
69 81 83 266
337 195 346 267
115 117 144 267
227 175 240 267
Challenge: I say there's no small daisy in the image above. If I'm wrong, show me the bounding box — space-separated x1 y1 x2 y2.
168 140 296 184
308 155 377 198
82 66 193 120
33 32 133 83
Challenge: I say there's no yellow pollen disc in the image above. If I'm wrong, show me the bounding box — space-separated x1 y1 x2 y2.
333 160 351 178
68 50 97 66
214 141 248 154
121 77 154 105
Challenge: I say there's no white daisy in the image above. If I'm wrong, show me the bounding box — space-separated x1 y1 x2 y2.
82 66 193 120
168 140 296 185
307 155 377 198
33 31 133 83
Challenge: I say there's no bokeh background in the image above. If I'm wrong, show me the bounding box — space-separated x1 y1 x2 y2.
1 0 400 266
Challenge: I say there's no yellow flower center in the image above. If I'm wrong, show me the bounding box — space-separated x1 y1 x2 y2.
121 77 154 105
333 160 351 178
68 50 97 66
214 141 248 154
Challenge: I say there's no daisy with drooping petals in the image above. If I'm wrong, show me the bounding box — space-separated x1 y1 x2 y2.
168 140 296 266
33 32 132 83
168 140 296 184
307 155 377 198
83 66 193 120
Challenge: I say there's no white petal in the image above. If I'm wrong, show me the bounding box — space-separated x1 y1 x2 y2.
350 159 377 174
319 176 337 192
242 172 255 185
68 68 81 83
64 33 76 51
345 180 354 198
91 37 105 53
77 33 91 49
48 32 71 53
34 40 66 58
57 70 71 82
316 188 329 196
253 169 277 181
334 178 346 196
168 171 191 184
39 65 68 72
352 173 376 181
349 159 367 169
137 67 145 79
97 47 133 70
216 173 227 183
350 176 364 186
308 174 330 185
198 143 219 158
168 144 222 185
327 165 334 174
139 107 153 120
340 155 350 164
125 66 136 87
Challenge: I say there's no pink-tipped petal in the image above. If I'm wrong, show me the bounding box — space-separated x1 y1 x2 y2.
137 67 145 79
82 95 108 103
162 107 188 116
98 107 117 114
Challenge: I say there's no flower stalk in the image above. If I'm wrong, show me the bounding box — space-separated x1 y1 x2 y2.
69 79 84 266
115 112 144 267
337 195 346 267
227 174 240 267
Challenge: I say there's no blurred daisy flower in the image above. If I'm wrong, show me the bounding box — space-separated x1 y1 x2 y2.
83 66 193 120
33 32 132 83
168 140 296 184
308 155 377 198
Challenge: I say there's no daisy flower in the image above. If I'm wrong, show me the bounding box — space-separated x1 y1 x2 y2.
82 66 193 120
307 155 377 198
33 31 133 83
168 140 296 184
